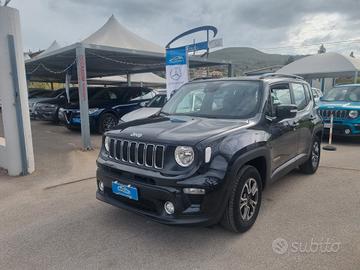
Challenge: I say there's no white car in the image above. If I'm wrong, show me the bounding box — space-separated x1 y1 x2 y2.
311 87 323 104
120 92 167 122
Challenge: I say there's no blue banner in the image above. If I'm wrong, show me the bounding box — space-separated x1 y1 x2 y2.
187 41 209 53
166 47 187 65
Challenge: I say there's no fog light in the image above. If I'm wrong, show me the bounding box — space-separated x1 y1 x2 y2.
98 180 104 192
164 201 175 215
345 129 351 135
183 188 206 195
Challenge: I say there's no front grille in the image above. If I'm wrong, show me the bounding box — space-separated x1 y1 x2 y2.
319 109 348 120
108 138 165 169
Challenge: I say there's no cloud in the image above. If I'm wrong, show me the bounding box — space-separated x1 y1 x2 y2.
10 0 360 55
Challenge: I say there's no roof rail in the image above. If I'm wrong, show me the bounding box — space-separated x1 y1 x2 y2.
259 73 304 80
190 76 216 81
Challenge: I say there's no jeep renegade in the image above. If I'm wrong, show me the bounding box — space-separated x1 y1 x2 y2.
96 74 323 232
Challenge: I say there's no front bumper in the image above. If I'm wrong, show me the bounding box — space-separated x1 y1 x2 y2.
60 110 97 130
96 162 228 226
323 120 360 136
36 108 58 121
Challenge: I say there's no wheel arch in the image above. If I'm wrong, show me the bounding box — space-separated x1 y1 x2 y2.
228 147 271 190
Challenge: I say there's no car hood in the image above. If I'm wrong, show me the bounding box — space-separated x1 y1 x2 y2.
319 101 360 110
121 108 161 122
109 115 249 145
29 97 52 104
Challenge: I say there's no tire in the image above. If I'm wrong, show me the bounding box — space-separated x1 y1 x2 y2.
221 165 262 233
98 112 118 134
299 136 321 174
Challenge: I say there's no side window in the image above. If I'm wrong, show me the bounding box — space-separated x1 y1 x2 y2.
271 84 292 106
303 84 312 102
291 83 308 110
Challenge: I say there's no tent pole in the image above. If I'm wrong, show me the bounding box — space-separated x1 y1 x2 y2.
127 73 131 86
320 78 325 93
228 64 233 77
354 71 358 84
76 45 92 150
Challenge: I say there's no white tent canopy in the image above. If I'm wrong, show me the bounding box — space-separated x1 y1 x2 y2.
82 15 164 54
38 40 61 56
277 52 360 79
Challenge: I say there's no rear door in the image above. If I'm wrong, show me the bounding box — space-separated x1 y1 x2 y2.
269 83 299 170
290 83 313 155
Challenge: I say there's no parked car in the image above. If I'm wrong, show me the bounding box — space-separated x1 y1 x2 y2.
318 84 360 136
96 74 323 232
59 86 156 133
28 89 50 99
29 89 65 119
35 87 101 123
120 91 167 122
311 87 323 104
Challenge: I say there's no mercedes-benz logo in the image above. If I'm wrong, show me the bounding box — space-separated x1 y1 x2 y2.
170 67 182 81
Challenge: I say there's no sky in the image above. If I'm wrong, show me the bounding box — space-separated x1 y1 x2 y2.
9 0 360 56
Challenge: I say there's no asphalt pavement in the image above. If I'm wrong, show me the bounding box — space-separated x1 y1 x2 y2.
0 120 359 270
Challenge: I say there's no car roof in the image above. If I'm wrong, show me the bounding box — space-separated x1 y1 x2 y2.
334 83 360 87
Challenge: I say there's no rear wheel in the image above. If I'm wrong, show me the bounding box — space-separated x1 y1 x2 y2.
98 113 118 134
299 136 321 174
221 165 262 233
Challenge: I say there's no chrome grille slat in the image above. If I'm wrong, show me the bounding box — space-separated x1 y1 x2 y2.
319 109 348 120
108 139 164 169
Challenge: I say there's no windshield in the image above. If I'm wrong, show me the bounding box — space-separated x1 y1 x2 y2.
161 80 262 119
147 94 167 108
322 86 360 102
36 89 64 98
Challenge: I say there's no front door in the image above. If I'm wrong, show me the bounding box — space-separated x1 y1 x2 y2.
268 83 299 171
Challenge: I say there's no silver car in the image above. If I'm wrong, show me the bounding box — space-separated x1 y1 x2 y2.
120 92 167 122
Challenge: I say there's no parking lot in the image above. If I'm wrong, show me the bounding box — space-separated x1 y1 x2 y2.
1 119 360 270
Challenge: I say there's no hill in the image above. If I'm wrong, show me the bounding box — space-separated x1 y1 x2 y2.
208 47 303 75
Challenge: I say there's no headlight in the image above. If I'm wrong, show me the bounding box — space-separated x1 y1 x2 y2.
349 110 358 119
88 108 100 115
104 136 111 152
175 146 194 167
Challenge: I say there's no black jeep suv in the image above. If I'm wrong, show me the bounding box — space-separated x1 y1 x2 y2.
96 74 323 232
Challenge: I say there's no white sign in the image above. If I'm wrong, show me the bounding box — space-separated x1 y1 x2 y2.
209 38 223 49
165 47 189 99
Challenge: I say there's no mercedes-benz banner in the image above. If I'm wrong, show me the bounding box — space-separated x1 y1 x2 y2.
165 46 189 99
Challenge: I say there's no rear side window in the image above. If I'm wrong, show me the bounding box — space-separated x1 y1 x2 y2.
291 83 308 110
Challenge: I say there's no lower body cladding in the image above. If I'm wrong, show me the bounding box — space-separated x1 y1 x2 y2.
96 164 228 226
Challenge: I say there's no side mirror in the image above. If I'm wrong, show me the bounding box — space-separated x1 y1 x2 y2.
319 96 324 101
276 104 297 120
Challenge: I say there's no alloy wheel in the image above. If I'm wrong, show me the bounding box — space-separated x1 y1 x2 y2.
103 115 117 131
311 141 320 168
239 177 259 221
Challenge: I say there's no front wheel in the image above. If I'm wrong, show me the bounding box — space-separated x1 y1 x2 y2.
299 137 321 174
98 113 118 134
221 165 262 233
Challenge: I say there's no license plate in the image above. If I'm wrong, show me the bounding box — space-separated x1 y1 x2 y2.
71 117 81 124
324 123 332 129
112 181 138 201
